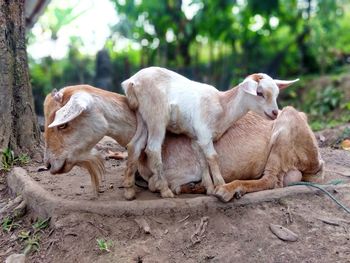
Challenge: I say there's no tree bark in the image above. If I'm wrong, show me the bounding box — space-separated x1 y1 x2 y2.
0 0 41 155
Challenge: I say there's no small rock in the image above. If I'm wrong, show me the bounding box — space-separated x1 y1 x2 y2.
269 224 298 242
13 200 26 219
10 233 17 241
6 253 25 263
0 195 23 215
319 135 326 142
32 152 43 163
0 184 6 191
134 218 151 234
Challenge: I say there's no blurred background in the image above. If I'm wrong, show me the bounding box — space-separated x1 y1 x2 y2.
26 0 350 130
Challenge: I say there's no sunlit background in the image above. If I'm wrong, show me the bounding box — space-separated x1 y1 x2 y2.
27 0 350 130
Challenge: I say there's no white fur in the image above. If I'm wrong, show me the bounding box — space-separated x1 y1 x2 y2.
122 67 298 197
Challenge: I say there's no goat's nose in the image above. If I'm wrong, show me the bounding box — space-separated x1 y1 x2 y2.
272 109 278 117
45 161 51 170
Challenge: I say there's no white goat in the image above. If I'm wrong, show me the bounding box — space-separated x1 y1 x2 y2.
122 67 299 198
44 86 324 201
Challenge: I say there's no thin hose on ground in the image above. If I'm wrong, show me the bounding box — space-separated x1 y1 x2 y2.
288 181 350 214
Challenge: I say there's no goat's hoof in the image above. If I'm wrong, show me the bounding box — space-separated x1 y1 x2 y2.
213 186 234 203
148 177 157 192
124 188 136 200
98 186 106 193
160 188 174 198
234 191 243 199
206 185 215 195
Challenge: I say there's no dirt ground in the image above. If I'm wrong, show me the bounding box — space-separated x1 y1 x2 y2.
1 135 350 262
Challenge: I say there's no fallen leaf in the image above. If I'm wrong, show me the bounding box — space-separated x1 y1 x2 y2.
317 217 340 226
269 224 298 242
341 139 350 151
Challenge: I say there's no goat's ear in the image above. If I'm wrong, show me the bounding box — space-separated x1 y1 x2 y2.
51 88 63 103
274 78 299 90
239 79 258 96
48 92 93 128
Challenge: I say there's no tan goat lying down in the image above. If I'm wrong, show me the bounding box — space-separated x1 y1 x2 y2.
44 85 324 202
122 67 299 199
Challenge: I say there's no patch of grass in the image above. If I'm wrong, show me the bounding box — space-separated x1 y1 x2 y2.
23 234 41 255
15 218 50 255
306 85 342 117
310 114 350 131
32 217 50 232
96 238 113 252
16 153 30 166
1 216 20 233
1 148 15 172
18 230 31 240
0 148 30 172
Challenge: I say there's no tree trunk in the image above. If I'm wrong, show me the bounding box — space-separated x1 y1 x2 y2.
0 0 41 155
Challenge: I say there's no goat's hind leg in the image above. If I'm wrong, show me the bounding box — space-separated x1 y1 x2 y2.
146 127 174 198
179 182 206 194
124 112 147 200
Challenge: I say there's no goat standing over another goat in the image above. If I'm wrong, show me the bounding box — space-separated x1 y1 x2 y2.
122 67 299 200
43 85 323 201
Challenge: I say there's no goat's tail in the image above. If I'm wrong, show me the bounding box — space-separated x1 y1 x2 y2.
122 80 139 110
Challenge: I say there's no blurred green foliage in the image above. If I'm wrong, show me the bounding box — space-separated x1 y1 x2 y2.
28 0 350 130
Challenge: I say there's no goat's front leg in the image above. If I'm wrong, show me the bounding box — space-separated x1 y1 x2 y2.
191 141 215 194
198 139 225 187
214 172 278 202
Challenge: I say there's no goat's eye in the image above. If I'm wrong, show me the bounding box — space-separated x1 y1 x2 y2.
57 123 68 130
257 91 264 98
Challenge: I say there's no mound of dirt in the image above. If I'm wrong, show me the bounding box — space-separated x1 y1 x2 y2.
1 137 350 262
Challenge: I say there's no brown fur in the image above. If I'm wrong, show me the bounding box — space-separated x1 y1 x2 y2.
213 106 324 202
44 85 136 196
264 89 273 104
249 73 263 82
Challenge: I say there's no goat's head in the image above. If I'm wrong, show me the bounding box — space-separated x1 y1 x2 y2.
43 87 109 193
239 73 299 120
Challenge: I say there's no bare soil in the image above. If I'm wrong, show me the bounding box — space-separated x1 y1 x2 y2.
1 137 350 263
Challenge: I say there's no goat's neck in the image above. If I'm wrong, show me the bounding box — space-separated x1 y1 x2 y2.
94 93 137 147
217 87 249 137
